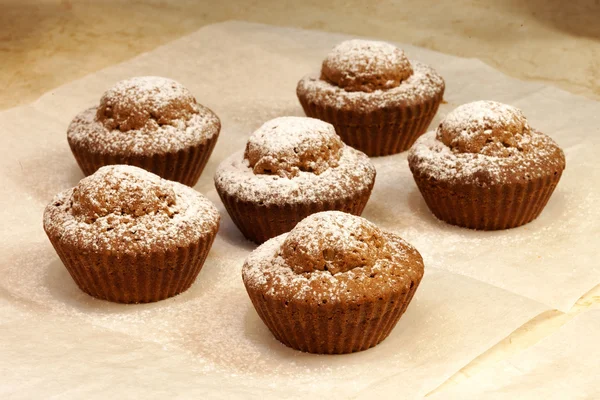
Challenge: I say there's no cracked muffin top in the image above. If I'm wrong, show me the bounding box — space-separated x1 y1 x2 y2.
67 76 220 155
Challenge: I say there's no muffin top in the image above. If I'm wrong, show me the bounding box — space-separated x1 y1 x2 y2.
214 117 376 205
242 211 424 304
297 40 445 112
321 40 413 92
44 165 220 254
67 76 220 155
408 100 566 186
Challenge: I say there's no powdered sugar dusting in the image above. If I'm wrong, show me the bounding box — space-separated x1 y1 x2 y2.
243 212 423 304
408 101 566 185
327 39 407 66
321 40 413 92
281 211 389 274
440 101 529 139
67 76 220 154
216 117 375 204
215 146 375 205
44 165 220 253
244 116 343 178
297 61 444 112
105 77 190 108
437 101 533 156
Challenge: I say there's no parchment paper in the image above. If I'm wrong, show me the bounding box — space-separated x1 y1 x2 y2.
430 310 600 399
3 21 598 312
0 21 597 398
0 260 544 399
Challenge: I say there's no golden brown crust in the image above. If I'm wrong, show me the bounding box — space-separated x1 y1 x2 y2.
436 100 532 156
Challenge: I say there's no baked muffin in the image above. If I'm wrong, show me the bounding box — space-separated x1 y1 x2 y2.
297 39 445 156
67 76 220 186
242 211 424 354
214 116 376 244
43 165 220 303
408 100 566 230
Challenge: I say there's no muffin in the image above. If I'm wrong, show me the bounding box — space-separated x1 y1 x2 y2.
67 76 220 186
297 39 445 156
242 211 424 354
408 100 566 230
214 116 376 244
43 165 220 303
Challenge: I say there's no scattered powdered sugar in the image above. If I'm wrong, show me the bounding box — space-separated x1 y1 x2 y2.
43 165 220 253
408 101 566 185
242 212 423 304
244 116 343 178
67 77 220 154
297 61 444 112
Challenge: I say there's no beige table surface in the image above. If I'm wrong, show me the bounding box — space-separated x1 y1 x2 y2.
2 0 600 396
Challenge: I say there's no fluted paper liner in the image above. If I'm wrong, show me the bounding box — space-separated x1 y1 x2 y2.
298 91 443 157
411 171 564 230
244 276 422 354
217 181 374 244
69 132 219 187
45 229 217 303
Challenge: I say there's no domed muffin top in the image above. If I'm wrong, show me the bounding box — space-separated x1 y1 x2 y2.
297 41 445 113
244 117 344 178
321 40 413 92
281 212 390 274
67 76 220 155
72 165 177 222
44 165 220 254
96 77 197 132
215 117 375 206
436 101 532 157
408 101 566 186
242 211 424 304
